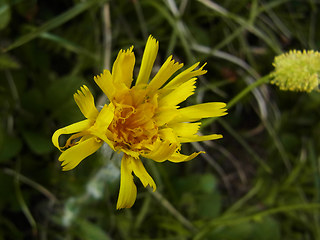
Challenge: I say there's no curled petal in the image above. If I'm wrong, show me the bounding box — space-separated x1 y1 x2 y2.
59 137 102 171
131 158 156 191
89 103 115 150
142 140 177 162
168 151 204 163
116 155 137 209
52 119 93 151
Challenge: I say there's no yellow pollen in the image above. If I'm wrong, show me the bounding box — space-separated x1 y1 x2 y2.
109 89 159 152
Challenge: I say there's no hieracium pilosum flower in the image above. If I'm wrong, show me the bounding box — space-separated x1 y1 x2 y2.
271 50 320 92
52 35 227 209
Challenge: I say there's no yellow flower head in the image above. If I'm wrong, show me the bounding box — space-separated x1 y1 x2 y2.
52 35 227 209
271 50 320 92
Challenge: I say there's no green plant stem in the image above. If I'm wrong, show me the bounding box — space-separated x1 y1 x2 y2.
194 203 320 240
148 188 197 233
226 74 271 109
201 74 270 129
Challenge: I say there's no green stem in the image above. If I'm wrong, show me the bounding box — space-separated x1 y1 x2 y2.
226 74 271 109
194 203 320 240
201 74 270 129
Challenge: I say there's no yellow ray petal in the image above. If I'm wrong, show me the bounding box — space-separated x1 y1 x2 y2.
94 69 114 100
116 155 137 209
147 56 183 96
164 62 207 89
59 137 102 171
159 128 178 144
168 151 204 163
170 102 228 123
52 119 93 151
169 122 201 137
89 103 115 150
112 46 135 88
154 107 178 126
74 85 99 119
136 35 159 86
131 158 156 191
179 134 223 143
159 78 197 107
142 140 177 162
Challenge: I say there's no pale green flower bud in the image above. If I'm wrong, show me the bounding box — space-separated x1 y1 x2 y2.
271 50 320 92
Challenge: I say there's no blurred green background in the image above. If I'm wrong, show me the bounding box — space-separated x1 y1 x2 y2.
1 0 320 239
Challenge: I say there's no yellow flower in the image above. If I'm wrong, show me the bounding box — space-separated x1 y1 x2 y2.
271 50 320 92
52 35 227 209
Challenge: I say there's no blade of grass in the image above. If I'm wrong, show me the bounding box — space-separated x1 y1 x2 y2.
194 203 320 240
3 0 106 52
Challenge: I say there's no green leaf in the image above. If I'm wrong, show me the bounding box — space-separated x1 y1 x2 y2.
0 53 20 69
74 219 112 240
0 134 22 162
0 0 11 30
4 0 106 52
22 130 53 155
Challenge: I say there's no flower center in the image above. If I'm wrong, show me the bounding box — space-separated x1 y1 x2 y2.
109 88 159 153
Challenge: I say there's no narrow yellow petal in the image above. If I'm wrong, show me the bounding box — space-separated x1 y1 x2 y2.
131 158 156 191
170 102 228 123
116 155 137 209
73 85 99 119
155 107 178 126
168 151 204 163
52 119 92 151
59 137 102 171
158 78 197 107
136 35 159 86
94 69 114 100
112 46 135 88
164 62 207 89
179 134 223 143
142 139 177 162
146 56 183 96
169 122 201 137
89 103 115 150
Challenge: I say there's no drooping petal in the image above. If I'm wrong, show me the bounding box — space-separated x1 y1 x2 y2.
142 139 177 162
136 35 159 86
167 151 204 163
169 102 228 123
73 85 99 119
94 70 114 101
89 103 115 150
164 62 207 89
52 119 93 151
59 137 103 171
112 46 135 88
158 78 197 107
169 122 201 137
179 134 223 143
146 56 183 96
131 158 156 191
116 155 137 209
